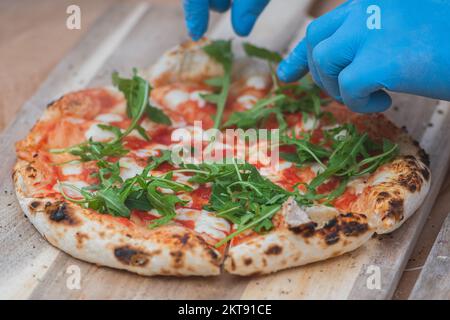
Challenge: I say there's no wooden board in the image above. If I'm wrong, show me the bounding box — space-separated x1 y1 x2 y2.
1 0 450 299
409 213 450 300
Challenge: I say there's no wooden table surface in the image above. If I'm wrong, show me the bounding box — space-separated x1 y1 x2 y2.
1 0 449 300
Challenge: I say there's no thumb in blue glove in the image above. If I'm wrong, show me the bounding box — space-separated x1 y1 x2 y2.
277 0 450 113
183 0 270 40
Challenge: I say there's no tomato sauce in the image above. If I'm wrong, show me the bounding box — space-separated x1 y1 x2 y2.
333 190 358 211
316 177 340 194
280 166 315 191
151 127 174 145
189 185 212 210
123 136 151 150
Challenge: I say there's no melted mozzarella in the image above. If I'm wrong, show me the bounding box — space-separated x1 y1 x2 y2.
194 210 231 239
334 129 348 140
133 144 169 158
190 90 210 108
61 163 82 176
370 171 394 186
139 118 157 132
172 172 198 188
85 123 116 141
259 161 293 180
177 194 193 207
347 177 367 195
302 116 317 131
246 75 267 90
237 94 258 110
66 117 84 124
310 163 325 175
164 89 190 110
321 123 340 131
175 209 231 239
119 157 144 180
95 113 123 123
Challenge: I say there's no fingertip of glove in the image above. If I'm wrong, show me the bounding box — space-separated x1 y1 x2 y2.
186 21 206 41
189 32 203 41
346 91 392 113
277 62 307 83
232 14 257 36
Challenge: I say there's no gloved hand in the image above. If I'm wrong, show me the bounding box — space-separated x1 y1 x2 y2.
183 0 270 40
277 0 450 112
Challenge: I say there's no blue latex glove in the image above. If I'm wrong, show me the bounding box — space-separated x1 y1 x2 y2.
277 0 450 113
183 0 270 40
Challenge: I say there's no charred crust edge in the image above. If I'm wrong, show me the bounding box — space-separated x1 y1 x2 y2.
289 213 369 246
45 202 81 226
114 245 150 267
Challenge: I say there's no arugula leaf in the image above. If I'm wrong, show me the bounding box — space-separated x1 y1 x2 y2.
112 69 149 138
281 123 399 204
62 156 191 225
179 160 293 247
223 94 286 129
53 70 173 163
146 105 172 125
243 42 282 64
215 204 281 247
51 137 129 163
224 75 328 131
203 40 233 69
202 40 233 129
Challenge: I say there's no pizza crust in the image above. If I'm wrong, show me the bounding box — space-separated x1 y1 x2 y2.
225 212 374 276
14 160 222 276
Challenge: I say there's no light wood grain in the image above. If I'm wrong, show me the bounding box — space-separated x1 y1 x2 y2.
0 0 116 132
1 0 450 300
409 213 450 299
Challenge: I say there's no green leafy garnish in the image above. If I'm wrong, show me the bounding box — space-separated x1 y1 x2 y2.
51 137 129 163
224 79 327 131
112 69 169 138
60 158 191 225
202 40 233 129
52 70 172 162
281 124 399 204
243 42 282 64
180 160 296 247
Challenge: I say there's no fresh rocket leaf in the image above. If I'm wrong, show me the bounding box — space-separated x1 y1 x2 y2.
243 42 282 64
203 40 233 69
62 156 191 225
51 137 129 163
146 105 172 125
53 70 172 163
112 69 171 126
224 76 328 131
112 69 149 138
223 94 286 129
179 160 293 247
204 76 225 87
281 123 399 204
202 40 233 129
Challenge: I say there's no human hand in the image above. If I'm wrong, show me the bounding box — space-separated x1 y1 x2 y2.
277 0 450 112
183 0 270 40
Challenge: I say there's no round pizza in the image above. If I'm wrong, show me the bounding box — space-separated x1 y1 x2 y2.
14 39 431 276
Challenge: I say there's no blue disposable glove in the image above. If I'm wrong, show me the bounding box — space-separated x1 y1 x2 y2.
183 0 270 40
277 0 450 113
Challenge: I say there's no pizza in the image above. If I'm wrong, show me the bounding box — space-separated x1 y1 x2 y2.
13 39 431 276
